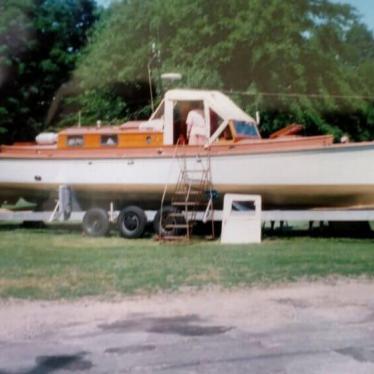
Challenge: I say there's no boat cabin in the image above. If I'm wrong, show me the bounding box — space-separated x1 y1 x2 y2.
42 89 261 150
56 125 164 149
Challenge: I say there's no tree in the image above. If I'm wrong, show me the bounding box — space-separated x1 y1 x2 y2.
0 0 99 143
74 0 374 140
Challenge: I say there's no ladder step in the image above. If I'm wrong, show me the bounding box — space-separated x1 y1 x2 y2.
174 191 201 195
204 235 215 240
168 213 186 217
181 186 207 192
182 179 203 184
172 201 203 206
165 224 193 229
182 169 208 173
161 235 189 241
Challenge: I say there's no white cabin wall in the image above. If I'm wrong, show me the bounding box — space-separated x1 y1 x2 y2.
164 99 174 145
204 100 211 138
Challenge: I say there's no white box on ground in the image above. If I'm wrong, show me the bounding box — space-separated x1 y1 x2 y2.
221 194 262 244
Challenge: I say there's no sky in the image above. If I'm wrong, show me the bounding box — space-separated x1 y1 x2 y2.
332 0 374 30
96 0 374 30
96 0 112 7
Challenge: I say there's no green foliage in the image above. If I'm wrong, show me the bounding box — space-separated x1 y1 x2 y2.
75 0 374 140
0 0 99 143
59 88 127 127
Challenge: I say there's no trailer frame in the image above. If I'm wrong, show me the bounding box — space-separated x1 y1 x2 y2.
1 185 374 235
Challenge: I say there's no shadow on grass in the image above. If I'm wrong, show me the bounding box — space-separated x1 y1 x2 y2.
263 222 374 240
1 221 373 240
0 222 82 236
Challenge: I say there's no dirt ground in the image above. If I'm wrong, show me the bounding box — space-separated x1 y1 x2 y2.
1 279 374 373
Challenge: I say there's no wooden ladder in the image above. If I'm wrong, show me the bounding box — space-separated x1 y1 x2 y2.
160 148 215 241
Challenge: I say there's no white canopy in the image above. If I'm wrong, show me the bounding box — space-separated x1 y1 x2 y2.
142 89 258 145
165 89 255 123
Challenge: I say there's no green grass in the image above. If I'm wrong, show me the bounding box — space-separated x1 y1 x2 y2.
0 225 373 299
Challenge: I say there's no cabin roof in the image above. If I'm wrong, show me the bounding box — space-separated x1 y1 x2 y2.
59 122 143 135
59 126 121 135
165 89 256 123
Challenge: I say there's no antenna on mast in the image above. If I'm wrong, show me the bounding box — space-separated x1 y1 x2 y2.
148 42 161 112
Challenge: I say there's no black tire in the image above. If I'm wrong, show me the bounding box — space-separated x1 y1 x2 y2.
117 206 147 239
153 206 185 236
82 208 110 237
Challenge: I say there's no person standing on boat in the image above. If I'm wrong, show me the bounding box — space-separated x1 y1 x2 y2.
186 103 208 145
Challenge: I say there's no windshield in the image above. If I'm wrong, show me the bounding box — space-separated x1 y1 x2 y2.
233 121 259 138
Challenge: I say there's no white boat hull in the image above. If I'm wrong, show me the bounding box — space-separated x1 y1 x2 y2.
1 144 374 209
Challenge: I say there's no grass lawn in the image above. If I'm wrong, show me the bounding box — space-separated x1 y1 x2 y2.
0 224 373 299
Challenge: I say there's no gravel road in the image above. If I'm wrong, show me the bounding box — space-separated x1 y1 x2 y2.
1 279 374 373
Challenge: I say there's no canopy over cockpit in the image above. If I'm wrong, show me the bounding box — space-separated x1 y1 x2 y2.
141 89 260 145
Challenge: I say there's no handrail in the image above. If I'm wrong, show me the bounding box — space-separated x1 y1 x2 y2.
158 137 183 234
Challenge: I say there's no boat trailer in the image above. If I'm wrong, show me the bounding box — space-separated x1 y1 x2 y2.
0 185 373 238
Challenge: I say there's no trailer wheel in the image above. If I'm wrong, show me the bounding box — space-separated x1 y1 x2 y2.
117 206 147 239
82 208 110 237
153 206 185 236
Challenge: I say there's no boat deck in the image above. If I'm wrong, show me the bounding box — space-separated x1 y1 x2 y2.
0 135 356 159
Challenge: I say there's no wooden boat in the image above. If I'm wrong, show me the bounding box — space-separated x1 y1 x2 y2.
1 89 374 210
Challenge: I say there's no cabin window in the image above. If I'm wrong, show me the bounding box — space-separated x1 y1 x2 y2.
67 135 84 147
218 124 234 141
210 109 224 135
152 101 164 119
233 121 259 138
101 134 118 146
